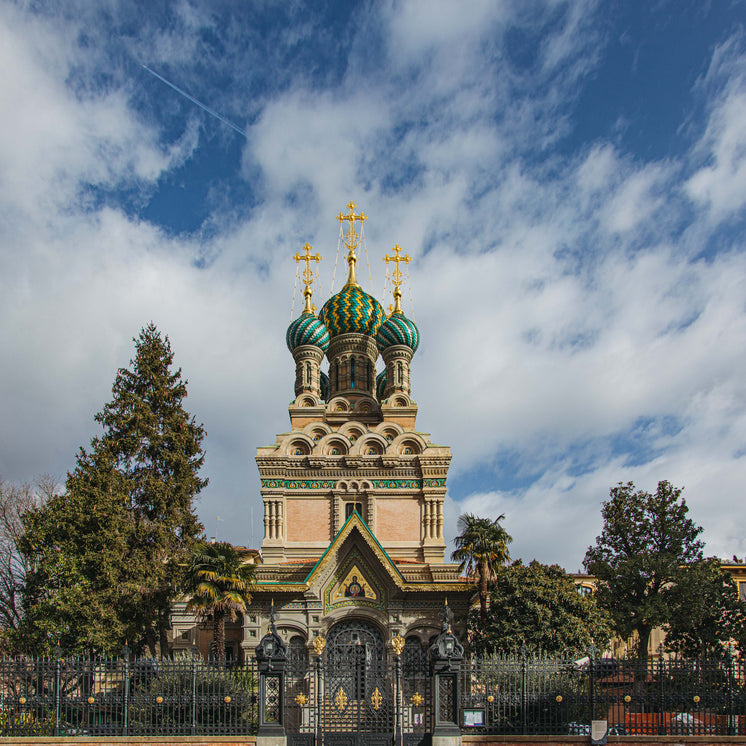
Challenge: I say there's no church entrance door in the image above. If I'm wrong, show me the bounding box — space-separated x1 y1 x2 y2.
322 620 392 745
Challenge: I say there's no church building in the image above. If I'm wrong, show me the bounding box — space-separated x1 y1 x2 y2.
247 202 469 666
172 202 470 667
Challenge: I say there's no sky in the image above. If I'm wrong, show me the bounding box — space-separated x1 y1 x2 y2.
2 0 746 571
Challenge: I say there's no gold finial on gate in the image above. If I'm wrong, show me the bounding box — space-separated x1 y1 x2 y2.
293 242 322 314
391 634 405 656
312 634 326 657
337 201 367 288
382 244 411 315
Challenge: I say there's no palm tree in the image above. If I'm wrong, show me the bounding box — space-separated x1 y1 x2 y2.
451 513 512 628
185 542 255 660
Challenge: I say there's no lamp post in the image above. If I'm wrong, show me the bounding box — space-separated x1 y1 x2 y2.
255 604 288 745
429 602 464 746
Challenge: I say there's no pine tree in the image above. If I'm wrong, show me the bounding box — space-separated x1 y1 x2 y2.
19 324 206 655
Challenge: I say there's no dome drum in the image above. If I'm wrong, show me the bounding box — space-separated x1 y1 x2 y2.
380 344 413 399
292 345 324 400
326 334 380 401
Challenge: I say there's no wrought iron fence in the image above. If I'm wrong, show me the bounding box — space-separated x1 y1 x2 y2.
459 651 746 736
0 651 743 737
0 654 259 737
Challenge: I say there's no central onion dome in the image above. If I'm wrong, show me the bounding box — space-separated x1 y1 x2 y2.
286 312 330 352
376 311 419 352
318 284 385 338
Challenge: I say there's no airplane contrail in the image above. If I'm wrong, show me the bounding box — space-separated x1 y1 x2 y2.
141 64 247 138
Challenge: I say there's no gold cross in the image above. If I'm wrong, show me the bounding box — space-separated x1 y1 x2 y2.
293 243 322 313
383 244 411 314
337 201 366 286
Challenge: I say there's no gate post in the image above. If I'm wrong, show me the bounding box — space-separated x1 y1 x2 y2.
393 633 405 746
256 605 288 746
429 602 464 746
312 635 326 746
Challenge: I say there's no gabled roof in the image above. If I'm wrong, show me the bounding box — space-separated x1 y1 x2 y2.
304 511 406 588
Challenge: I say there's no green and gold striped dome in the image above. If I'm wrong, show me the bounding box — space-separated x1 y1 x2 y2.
318 284 385 339
376 312 419 353
286 312 331 352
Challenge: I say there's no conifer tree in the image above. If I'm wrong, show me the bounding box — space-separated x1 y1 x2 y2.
19 324 206 655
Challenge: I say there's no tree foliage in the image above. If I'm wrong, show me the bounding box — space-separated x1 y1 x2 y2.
469 560 612 656
185 542 255 661
18 324 206 655
664 557 746 657
452 513 512 628
583 480 704 662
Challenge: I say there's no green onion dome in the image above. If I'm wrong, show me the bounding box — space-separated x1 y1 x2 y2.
320 371 330 401
286 312 330 352
376 370 387 400
318 284 385 338
376 312 419 353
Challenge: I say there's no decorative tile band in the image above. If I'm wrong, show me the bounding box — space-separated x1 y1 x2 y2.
261 478 445 490
261 479 337 489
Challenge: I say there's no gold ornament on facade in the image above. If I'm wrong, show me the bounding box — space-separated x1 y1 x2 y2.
312 635 326 657
224 696 231 704
371 687 383 711
18 697 26 705
693 695 701 703
293 242 322 314
411 692 424 707
487 695 495 703
87 696 95 705
295 693 308 706
555 695 562 703
624 695 632 703
391 634 405 656
335 686 348 712
156 696 163 704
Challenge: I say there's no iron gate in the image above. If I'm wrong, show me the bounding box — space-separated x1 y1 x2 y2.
285 624 432 746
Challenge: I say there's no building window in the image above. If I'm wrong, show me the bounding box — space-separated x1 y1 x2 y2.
740 581 746 602
345 502 363 519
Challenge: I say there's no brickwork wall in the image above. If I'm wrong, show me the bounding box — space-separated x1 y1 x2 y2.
285 497 330 542
375 496 421 542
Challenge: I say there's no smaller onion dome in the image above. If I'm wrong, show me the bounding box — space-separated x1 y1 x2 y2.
376 312 419 353
376 370 387 400
320 371 330 401
286 312 330 352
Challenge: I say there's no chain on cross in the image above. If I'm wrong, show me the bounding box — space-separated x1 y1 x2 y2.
293 242 322 313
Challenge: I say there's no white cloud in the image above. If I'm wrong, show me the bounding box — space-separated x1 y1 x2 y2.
686 36 746 220
1 0 745 570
